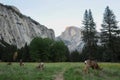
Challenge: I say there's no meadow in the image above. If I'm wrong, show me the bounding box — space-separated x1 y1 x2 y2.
0 62 120 80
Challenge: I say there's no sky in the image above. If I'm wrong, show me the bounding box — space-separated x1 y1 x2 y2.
0 0 120 36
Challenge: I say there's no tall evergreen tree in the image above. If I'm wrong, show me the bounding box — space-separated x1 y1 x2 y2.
88 9 97 45
82 10 89 43
101 6 120 61
82 9 98 59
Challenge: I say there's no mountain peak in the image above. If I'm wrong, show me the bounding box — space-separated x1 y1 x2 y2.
57 26 84 52
64 26 79 36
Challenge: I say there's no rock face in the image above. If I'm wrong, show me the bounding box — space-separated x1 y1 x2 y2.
57 26 84 52
0 3 55 48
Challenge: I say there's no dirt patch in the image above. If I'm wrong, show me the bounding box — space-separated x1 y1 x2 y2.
55 72 64 80
54 68 66 80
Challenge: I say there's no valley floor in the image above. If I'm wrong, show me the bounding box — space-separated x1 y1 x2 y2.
0 62 120 80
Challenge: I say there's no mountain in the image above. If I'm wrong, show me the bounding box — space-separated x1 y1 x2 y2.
56 26 84 52
0 3 55 48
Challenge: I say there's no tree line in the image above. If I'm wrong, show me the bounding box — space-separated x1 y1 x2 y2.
0 6 120 62
0 37 69 62
80 6 120 62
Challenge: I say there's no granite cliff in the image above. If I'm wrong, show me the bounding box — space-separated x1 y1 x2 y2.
0 3 55 48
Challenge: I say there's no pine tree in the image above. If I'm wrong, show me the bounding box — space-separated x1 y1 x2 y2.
88 9 97 45
82 9 98 59
82 10 89 43
101 6 120 61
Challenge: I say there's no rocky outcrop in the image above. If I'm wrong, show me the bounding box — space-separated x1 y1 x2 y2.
56 26 84 52
0 3 55 48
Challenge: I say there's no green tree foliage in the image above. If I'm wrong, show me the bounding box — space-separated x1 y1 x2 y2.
29 37 69 62
49 41 69 62
0 37 69 62
101 6 120 61
82 9 98 59
29 37 53 61
0 39 17 62
70 50 80 62
17 43 30 62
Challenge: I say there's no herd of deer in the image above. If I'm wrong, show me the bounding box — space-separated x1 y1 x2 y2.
6 59 102 73
7 60 44 70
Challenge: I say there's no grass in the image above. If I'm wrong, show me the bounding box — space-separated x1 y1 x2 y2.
64 63 120 80
0 62 120 80
0 62 63 80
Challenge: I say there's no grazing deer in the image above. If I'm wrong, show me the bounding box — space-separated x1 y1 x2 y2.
83 59 102 73
36 62 44 70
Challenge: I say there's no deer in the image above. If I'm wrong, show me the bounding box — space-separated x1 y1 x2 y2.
83 59 102 73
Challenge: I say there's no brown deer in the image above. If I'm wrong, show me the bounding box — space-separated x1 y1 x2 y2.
83 59 102 73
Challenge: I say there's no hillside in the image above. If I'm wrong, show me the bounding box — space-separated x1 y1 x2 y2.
0 3 55 48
